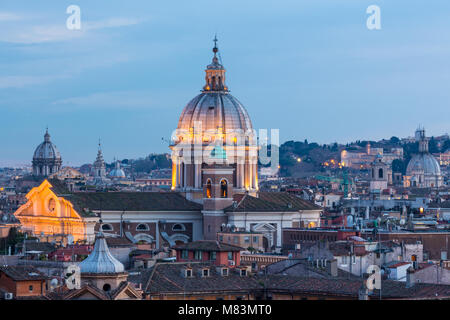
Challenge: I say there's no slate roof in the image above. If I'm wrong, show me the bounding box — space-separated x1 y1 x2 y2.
0 265 47 281
21 241 57 254
173 240 244 252
145 262 262 294
225 192 322 212
429 201 450 209
144 262 450 299
63 191 202 215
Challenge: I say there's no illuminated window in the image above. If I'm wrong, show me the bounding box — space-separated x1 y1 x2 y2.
206 179 212 198
220 179 228 198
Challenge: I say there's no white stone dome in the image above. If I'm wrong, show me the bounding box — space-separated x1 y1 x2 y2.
406 153 441 176
33 130 61 161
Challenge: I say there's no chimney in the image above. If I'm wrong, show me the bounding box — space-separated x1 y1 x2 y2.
326 259 338 277
358 283 369 300
406 267 415 288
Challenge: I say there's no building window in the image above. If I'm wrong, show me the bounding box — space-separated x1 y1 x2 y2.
185 269 192 278
202 268 210 277
103 284 111 292
240 269 247 276
101 224 113 231
48 198 56 212
194 251 202 260
29 285 33 292
341 256 347 265
228 252 233 260
379 168 384 179
219 235 223 242
210 251 216 261
244 236 250 243
222 268 228 276
206 179 212 198
136 224 149 231
172 224 186 231
220 179 228 198
181 250 189 259
233 236 239 244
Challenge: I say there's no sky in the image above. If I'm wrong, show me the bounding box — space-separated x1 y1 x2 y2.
0 0 449 167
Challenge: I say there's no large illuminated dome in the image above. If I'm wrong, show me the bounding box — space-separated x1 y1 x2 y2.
171 38 258 202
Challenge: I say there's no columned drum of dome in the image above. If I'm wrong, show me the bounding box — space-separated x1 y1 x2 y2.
170 39 258 203
32 129 62 177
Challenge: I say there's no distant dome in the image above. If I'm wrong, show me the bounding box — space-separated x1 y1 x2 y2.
33 130 61 161
32 129 62 176
79 233 124 274
406 153 441 176
108 160 126 178
405 127 442 188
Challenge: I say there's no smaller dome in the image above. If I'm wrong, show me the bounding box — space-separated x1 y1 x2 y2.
33 130 61 161
406 153 441 176
108 160 126 178
79 233 124 274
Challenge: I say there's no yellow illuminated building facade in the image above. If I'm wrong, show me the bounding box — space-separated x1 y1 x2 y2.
14 180 97 244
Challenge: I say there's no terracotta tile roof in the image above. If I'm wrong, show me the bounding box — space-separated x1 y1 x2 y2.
173 240 244 252
387 262 411 268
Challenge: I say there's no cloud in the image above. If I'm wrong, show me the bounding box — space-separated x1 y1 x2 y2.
84 18 142 31
0 16 143 44
0 12 22 21
0 75 68 89
51 91 155 110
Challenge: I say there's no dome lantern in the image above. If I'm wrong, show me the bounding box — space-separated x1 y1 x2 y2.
203 36 228 92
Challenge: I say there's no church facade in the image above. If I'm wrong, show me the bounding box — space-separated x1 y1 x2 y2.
14 180 97 244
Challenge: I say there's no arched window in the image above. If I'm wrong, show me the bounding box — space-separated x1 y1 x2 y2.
136 224 149 231
378 168 383 179
220 179 228 198
206 179 212 198
48 198 56 212
172 224 186 232
101 224 113 231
